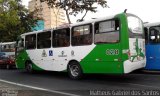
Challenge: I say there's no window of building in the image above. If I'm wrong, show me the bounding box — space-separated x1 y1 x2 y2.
25 34 36 49
37 31 51 49
52 28 70 47
95 20 119 44
72 24 92 46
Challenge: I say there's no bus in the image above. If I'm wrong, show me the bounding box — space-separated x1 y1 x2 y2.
0 42 16 56
144 22 160 70
15 13 146 79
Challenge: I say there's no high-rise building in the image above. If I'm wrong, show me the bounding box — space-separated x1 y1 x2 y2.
28 0 67 29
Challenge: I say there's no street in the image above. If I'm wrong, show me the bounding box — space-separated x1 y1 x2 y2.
0 69 160 96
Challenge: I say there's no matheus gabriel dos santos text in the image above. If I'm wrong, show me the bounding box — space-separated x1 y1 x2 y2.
90 90 160 96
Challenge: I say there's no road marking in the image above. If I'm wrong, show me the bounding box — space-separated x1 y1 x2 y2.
0 79 80 96
120 82 160 89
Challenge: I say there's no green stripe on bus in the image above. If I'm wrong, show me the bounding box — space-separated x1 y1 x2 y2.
16 50 44 71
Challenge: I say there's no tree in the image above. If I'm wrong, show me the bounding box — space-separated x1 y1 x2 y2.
40 0 108 24
0 0 39 42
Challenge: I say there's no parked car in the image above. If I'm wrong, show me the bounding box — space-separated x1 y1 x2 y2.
0 55 8 68
0 55 15 69
5 55 15 69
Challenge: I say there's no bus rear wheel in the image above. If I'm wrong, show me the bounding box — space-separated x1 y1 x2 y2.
67 61 83 79
25 62 33 73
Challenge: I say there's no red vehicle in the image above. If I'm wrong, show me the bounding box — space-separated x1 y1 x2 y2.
0 56 8 68
0 55 15 69
5 55 15 69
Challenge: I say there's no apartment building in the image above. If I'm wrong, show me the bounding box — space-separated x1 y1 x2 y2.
28 0 67 29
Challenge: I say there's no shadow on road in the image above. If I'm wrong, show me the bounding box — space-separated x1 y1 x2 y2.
1 68 160 84
18 69 139 83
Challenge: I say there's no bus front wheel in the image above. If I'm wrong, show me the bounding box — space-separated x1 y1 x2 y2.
67 61 83 79
25 62 33 73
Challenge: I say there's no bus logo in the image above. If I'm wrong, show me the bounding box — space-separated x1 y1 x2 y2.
58 51 67 57
42 50 47 57
71 50 74 56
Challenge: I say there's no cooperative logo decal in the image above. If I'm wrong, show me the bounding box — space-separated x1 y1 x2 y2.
58 51 67 57
42 50 47 57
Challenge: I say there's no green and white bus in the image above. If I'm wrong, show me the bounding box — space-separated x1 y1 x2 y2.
15 13 146 79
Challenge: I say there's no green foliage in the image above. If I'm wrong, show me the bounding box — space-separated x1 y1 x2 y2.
40 0 108 24
0 0 39 42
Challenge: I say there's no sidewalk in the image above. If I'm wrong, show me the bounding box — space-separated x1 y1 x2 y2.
0 81 21 96
0 81 63 96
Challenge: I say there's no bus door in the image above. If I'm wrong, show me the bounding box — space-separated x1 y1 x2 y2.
146 26 160 69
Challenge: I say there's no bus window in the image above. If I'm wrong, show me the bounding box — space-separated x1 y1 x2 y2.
53 28 70 47
127 16 144 38
94 20 119 44
25 34 36 49
37 31 51 49
72 24 92 46
149 26 160 44
144 27 148 44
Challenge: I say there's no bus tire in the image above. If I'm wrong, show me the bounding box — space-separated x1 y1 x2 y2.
25 62 33 73
67 61 83 80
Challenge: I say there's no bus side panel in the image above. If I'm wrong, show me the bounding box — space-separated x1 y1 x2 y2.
80 61 123 74
80 14 128 74
80 44 123 74
145 44 160 70
16 49 44 71
28 48 71 71
16 50 28 69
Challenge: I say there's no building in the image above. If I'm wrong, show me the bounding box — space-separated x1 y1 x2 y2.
28 0 67 29
32 20 44 31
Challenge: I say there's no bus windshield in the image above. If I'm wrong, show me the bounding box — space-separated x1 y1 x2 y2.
149 26 160 44
127 16 143 38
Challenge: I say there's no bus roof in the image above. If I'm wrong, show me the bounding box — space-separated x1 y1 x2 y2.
0 42 16 45
21 29 53 36
70 13 140 27
20 13 139 37
70 14 116 27
144 22 160 27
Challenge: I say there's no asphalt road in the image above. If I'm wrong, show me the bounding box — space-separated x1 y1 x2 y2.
0 69 160 96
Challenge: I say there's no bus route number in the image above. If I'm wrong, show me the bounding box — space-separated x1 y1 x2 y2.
106 49 119 55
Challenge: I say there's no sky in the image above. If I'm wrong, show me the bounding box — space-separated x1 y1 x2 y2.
22 0 160 23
